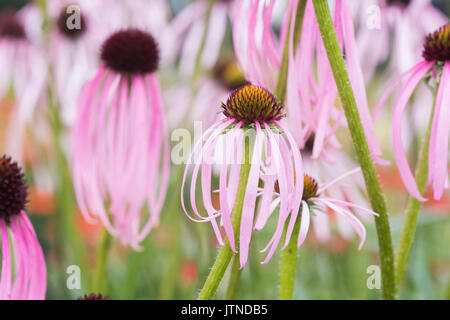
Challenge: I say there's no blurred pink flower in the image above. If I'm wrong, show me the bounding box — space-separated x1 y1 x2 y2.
181 85 304 268
0 155 46 300
355 0 448 79
376 24 450 201
72 29 170 249
232 0 386 165
164 0 232 76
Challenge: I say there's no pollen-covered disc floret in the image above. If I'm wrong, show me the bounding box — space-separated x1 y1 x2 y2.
57 6 86 39
222 85 284 124
0 11 26 39
0 155 28 222
101 29 160 75
422 24 450 62
302 174 319 201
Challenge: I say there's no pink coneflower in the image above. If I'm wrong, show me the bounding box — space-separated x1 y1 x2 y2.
181 84 303 268
0 155 46 300
47 2 103 126
164 0 232 76
300 142 372 244
232 0 385 165
271 171 378 254
72 29 170 249
355 0 448 78
0 9 46 123
377 24 450 201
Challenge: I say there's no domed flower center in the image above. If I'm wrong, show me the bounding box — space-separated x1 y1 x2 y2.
302 174 319 201
386 0 411 7
222 85 284 124
0 155 28 222
57 6 87 40
213 59 249 91
0 11 26 39
422 24 450 62
275 173 319 201
101 29 160 75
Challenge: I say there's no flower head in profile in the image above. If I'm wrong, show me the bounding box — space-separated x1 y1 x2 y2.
0 8 47 123
0 155 47 300
181 85 304 268
269 170 378 254
377 24 450 201
72 29 170 249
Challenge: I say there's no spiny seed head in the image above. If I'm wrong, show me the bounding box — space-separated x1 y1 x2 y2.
0 11 26 39
213 59 249 91
101 29 159 75
222 85 284 124
57 6 86 40
302 174 319 201
77 293 109 300
422 24 450 62
386 0 411 7
0 155 28 222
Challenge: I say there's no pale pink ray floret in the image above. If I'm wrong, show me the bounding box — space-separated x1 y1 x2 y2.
72 29 170 249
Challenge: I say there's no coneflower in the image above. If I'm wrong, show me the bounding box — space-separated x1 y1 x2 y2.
355 0 448 78
0 9 46 123
377 24 450 201
49 3 99 126
0 155 46 300
72 29 169 249
181 84 303 268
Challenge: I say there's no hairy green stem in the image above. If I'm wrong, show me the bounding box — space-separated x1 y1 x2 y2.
93 228 112 294
275 0 307 103
312 0 395 299
394 87 438 294
279 219 301 300
197 139 251 300
225 256 243 300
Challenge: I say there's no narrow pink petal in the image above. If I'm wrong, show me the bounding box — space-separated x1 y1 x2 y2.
392 61 432 201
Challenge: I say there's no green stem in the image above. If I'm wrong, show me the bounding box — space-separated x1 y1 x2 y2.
275 0 307 103
197 138 251 300
225 256 243 300
394 88 438 294
93 228 112 294
279 219 301 300
312 0 395 299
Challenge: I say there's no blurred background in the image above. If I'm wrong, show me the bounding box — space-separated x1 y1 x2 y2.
0 0 449 300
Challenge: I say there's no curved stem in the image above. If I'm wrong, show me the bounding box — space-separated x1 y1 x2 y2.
394 88 438 294
312 0 396 299
225 256 243 300
279 218 301 300
197 138 251 300
93 228 112 294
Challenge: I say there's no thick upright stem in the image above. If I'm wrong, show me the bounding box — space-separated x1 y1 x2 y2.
93 228 112 294
395 89 438 294
312 0 395 299
197 139 251 300
225 256 243 300
279 219 301 300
